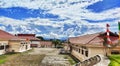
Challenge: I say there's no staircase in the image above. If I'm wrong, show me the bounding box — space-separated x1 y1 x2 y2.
75 55 101 66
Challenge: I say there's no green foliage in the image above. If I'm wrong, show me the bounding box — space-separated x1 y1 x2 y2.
36 36 44 40
52 39 62 48
108 55 120 66
0 55 6 64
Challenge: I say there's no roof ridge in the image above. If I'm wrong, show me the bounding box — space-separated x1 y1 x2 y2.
0 29 13 36
85 33 100 45
0 29 20 40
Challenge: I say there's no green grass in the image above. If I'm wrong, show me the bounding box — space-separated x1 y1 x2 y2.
0 55 7 64
0 49 33 64
64 55 76 65
0 52 19 64
108 54 120 66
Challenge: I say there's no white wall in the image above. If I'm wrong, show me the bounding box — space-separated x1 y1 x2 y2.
0 50 5 55
31 41 40 44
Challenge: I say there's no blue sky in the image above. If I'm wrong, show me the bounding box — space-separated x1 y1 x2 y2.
0 0 120 39
87 0 120 13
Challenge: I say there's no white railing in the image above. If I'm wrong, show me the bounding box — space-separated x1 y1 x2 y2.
75 55 101 66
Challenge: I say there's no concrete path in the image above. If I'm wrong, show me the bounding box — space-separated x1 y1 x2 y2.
29 48 72 66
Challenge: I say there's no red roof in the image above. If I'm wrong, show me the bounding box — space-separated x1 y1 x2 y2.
69 32 119 46
16 34 40 40
0 30 20 40
69 33 100 44
17 34 35 37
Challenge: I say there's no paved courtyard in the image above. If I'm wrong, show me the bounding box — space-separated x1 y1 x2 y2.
29 48 72 66
29 48 59 55
0 48 73 66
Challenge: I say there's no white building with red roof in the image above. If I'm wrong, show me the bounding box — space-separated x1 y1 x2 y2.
0 30 31 54
16 34 41 47
69 32 119 62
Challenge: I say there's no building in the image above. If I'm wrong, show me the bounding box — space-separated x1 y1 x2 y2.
0 30 9 54
69 32 119 61
16 34 40 47
39 41 53 48
0 30 31 55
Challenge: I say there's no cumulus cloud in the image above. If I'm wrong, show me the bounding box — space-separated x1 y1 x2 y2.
0 0 100 9
0 16 107 38
0 0 119 39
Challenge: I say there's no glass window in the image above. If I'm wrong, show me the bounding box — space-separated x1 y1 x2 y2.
82 49 84 55
0 46 4 50
5 45 9 48
79 49 80 53
85 51 88 57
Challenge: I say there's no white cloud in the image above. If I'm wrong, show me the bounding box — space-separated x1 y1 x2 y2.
0 16 106 38
0 0 100 10
0 17 29 26
0 0 119 38
82 8 120 21
0 26 6 30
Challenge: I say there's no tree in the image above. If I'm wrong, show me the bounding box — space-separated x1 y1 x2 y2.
36 36 44 40
52 39 62 48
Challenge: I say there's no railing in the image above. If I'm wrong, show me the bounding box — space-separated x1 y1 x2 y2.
75 55 101 66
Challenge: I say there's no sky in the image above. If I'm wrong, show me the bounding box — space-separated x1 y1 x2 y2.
0 0 120 39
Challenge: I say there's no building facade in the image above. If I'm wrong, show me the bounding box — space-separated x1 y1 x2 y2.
69 32 119 61
9 39 31 52
0 40 9 55
16 34 40 48
39 41 53 48
0 30 31 55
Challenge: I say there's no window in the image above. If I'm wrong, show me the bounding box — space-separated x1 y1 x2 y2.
5 45 9 48
79 49 80 53
82 49 84 55
85 51 88 57
0 46 4 50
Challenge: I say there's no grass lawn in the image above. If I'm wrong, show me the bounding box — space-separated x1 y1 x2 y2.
108 54 120 66
0 49 46 66
0 52 19 64
0 55 7 64
0 49 34 64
